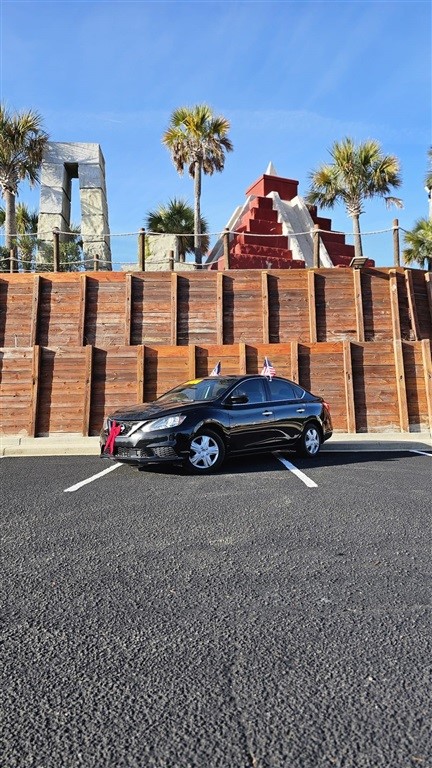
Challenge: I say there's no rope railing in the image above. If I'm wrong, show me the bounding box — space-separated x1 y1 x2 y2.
0 221 405 273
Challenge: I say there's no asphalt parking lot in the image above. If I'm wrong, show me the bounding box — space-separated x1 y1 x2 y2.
1 450 431 768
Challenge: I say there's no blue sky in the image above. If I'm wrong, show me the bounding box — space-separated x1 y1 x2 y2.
1 0 431 268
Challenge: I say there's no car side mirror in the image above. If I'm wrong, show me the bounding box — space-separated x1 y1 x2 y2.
227 393 249 405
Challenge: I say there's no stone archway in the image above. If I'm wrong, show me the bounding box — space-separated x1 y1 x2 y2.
37 142 112 269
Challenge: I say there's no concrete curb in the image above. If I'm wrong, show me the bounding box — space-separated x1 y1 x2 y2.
1 433 431 458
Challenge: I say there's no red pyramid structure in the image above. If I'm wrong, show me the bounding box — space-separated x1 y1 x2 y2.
207 164 375 270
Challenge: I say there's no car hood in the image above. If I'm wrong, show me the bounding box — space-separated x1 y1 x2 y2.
109 400 209 421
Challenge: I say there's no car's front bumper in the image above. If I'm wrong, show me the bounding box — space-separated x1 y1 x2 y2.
100 429 189 465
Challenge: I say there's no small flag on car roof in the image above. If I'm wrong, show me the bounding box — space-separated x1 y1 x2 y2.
210 361 221 376
261 356 276 377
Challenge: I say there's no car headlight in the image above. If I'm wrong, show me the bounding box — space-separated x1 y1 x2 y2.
141 414 186 432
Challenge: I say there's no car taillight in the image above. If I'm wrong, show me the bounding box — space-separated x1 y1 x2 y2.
323 401 331 412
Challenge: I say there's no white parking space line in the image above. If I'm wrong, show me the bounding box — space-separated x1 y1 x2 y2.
274 454 318 487
64 463 123 493
410 449 432 457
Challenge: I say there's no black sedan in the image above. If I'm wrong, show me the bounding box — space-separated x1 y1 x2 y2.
100 375 332 474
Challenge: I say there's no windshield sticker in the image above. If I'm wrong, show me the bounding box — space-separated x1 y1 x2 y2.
186 379 203 385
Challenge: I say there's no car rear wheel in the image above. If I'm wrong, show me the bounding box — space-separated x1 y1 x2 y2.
297 423 321 457
185 429 225 474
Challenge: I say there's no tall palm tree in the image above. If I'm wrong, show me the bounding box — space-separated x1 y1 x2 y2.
145 198 209 262
306 137 403 260
162 104 233 267
0 105 48 268
403 218 432 271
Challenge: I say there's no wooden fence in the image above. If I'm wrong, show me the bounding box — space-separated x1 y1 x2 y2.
0 268 431 436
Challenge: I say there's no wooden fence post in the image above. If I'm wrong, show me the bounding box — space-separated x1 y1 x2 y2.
421 338 432 432
82 345 93 436
170 272 177 345
137 345 145 403
223 228 230 269
308 270 317 342
29 345 40 437
30 275 40 346
353 268 365 341
53 228 60 272
138 228 146 271
393 219 400 267
313 224 320 268
261 271 269 343
343 340 356 433
394 339 409 432
216 272 224 345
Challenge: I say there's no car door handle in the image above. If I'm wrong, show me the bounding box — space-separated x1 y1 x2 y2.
262 410 273 416
296 408 305 413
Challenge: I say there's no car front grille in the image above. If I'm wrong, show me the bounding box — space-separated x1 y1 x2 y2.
152 446 178 458
115 447 152 458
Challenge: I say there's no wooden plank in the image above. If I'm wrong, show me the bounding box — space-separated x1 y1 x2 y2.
188 344 196 379
421 339 432 431
290 340 299 383
171 272 178 345
30 275 40 346
77 274 87 345
393 338 409 432
137 345 145 402
405 269 419 341
343 340 356 433
239 342 246 374
261 271 269 344
353 268 364 341
82 344 93 436
125 273 132 345
29 345 40 437
308 270 317 343
216 272 223 345
389 269 401 340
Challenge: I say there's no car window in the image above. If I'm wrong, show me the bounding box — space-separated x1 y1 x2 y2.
291 383 306 399
270 379 299 400
229 378 267 404
157 377 231 403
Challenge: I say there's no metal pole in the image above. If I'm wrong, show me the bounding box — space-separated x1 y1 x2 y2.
9 248 14 273
393 219 400 267
53 228 60 272
138 228 146 271
223 228 230 270
313 224 320 268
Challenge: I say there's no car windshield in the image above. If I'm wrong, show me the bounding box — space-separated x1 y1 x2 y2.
157 377 233 404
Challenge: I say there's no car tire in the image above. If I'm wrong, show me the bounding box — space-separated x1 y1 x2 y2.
296 423 322 457
185 429 226 474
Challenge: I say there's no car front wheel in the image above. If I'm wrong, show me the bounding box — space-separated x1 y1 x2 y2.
185 429 225 474
297 423 321 457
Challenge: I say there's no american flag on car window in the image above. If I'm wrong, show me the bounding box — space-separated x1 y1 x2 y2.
260 356 276 377
210 361 221 376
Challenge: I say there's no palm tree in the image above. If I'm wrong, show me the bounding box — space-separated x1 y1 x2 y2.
145 198 209 262
162 104 233 267
306 137 403 260
0 105 48 269
0 201 38 271
403 218 432 271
